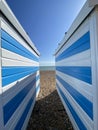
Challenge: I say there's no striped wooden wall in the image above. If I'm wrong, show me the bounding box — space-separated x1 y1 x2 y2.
0 14 40 130
55 17 94 130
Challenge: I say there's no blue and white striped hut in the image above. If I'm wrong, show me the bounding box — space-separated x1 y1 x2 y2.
0 0 40 130
55 0 98 130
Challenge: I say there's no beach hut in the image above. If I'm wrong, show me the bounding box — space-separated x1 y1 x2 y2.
0 0 40 130
55 0 98 130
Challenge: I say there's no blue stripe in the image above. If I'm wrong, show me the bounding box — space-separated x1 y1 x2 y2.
57 84 87 130
56 66 92 84
56 75 93 120
14 91 36 130
3 75 39 125
1 29 39 62
2 66 39 87
56 32 90 61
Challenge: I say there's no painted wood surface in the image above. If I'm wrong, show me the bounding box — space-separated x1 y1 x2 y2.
55 1 98 130
0 1 40 130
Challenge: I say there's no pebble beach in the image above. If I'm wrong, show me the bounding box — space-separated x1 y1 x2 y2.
27 71 73 130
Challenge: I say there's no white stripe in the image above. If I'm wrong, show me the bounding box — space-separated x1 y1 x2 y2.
36 71 40 76
56 50 91 67
2 71 39 92
2 57 39 66
2 76 40 106
0 0 40 55
55 19 89 56
1 20 39 57
36 76 40 97
56 71 93 102
55 5 91 55
2 48 39 65
56 86 79 130
21 98 35 130
2 75 30 93
2 75 33 105
56 79 93 130
36 86 40 98
36 79 40 87
5 84 36 130
2 75 40 105
56 70 93 101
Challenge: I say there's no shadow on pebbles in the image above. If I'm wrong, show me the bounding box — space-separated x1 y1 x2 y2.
27 71 74 130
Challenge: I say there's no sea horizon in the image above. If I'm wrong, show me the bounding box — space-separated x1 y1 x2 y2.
40 66 55 71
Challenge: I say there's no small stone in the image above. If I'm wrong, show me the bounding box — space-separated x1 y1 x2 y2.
27 71 73 130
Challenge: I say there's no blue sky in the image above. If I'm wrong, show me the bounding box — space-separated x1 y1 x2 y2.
6 0 86 66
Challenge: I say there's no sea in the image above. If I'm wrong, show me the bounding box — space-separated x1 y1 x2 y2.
40 66 55 71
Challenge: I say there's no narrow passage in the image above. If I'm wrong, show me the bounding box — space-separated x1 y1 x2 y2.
27 71 73 130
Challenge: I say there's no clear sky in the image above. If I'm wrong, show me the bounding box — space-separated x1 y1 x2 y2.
6 0 86 66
